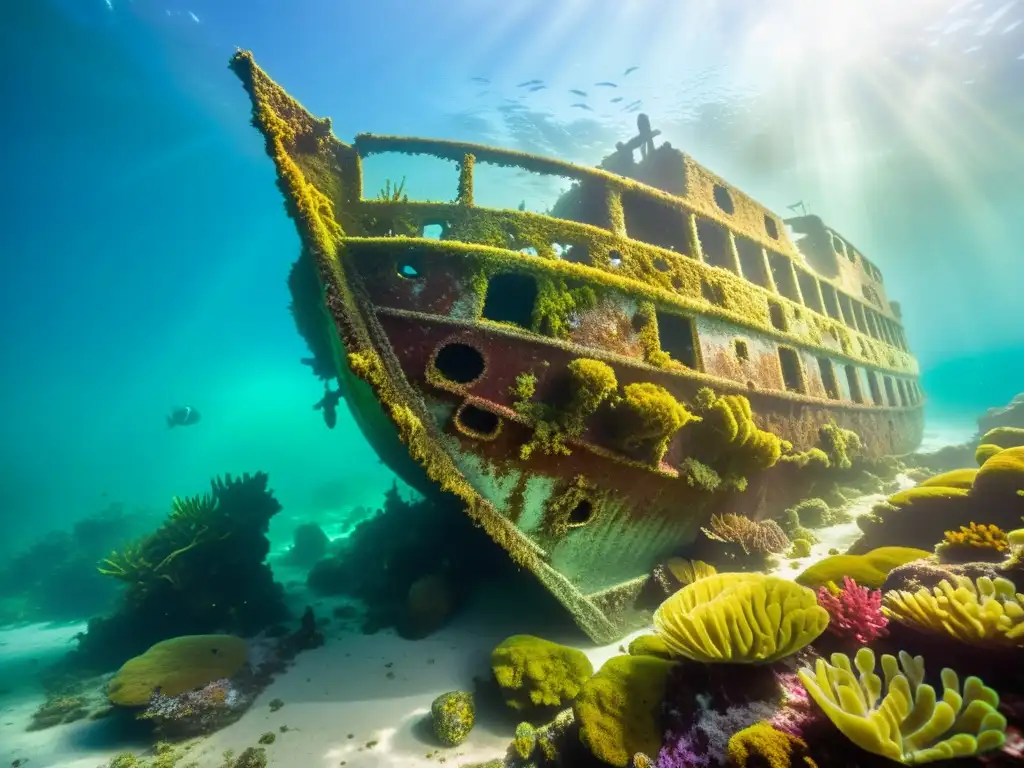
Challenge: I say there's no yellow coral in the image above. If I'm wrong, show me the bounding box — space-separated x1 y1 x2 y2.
882 575 1024 647
665 557 716 586
690 388 783 490
617 382 697 466
798 647 1007 764
937 522 1008 554
565 358 618 428
652 573 828 663
107 635 248 707
726 721 817 768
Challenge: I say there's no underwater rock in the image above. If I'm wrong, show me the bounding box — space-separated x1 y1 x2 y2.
107 634 248 707
431 690 476 746
575 655 673 768
283 523 329 568
978 393 1024 436
398 573 455 640
492 635 594 712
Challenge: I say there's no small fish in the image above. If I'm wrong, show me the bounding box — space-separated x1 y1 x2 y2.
516 79 543 87
571 103 592 111
528 85 546 92
314 385 344 430
595 81 618 87
626 99 643 109
166 406 201 428
569 89 588 97
624 66 639 76
610 96 624 103
470 76 490 84
475 90 489 97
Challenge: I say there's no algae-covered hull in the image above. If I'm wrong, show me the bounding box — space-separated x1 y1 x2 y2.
231 51 924 643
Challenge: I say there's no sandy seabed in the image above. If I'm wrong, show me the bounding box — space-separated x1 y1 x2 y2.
0 476 914 768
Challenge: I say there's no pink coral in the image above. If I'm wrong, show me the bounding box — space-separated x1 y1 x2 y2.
816 576 888 645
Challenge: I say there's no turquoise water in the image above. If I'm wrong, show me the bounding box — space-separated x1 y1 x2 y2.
1 0 1021 548
0 3 1022 765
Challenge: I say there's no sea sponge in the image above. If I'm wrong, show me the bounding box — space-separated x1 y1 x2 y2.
882 575 1024 647
975 444 1003 465
918 468 977 489
972 445 1024 500
491 635 594 710
564 358 617 430
652 573 828 664
431 690 475 746
726 721 817 768
979 426 1024 450
818 422 861 470
627 634 673 660
934 522 1009 564
616 382 697 466
665 557 716 586
574 655 672 768
798 647 1007 764
789 538 812 559
107 635 248 707
788 498 831 528
795 546 929 590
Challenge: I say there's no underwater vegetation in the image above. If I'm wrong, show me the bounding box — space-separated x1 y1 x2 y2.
0 502 154 625
64 472 288 670
306 482 538 639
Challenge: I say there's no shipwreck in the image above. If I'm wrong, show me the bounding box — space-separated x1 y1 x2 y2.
230 51 924 643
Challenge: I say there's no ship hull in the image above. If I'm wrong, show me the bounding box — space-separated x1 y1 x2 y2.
231 51 924 643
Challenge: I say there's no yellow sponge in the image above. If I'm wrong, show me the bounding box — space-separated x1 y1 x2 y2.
652 572 827 664
798 647 1006 764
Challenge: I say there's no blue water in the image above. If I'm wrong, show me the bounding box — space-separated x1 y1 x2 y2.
0 0 1021 547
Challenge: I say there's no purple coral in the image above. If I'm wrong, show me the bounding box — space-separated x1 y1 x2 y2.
816 576 888 645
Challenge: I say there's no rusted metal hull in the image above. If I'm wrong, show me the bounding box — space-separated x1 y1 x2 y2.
231 51 924 643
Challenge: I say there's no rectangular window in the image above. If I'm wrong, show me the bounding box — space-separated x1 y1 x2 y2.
817 357 839 399
778 347 804 393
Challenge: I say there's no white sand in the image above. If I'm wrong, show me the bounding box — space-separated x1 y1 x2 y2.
0 580 644 768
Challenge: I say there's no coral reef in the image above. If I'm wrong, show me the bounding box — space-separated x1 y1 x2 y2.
700 513 790 558
67 473 287 670
798 647 1007 763
306 482 528 637
281 522 329 568
653 573 828 663
491 634 594 711
431 690 475 746
816 576 888 645
853 445 1024 554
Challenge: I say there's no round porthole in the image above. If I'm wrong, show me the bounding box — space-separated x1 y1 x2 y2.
433 342 486 385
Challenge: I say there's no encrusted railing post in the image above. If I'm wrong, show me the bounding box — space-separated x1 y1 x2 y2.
605 184 626 236
457 153 475 206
